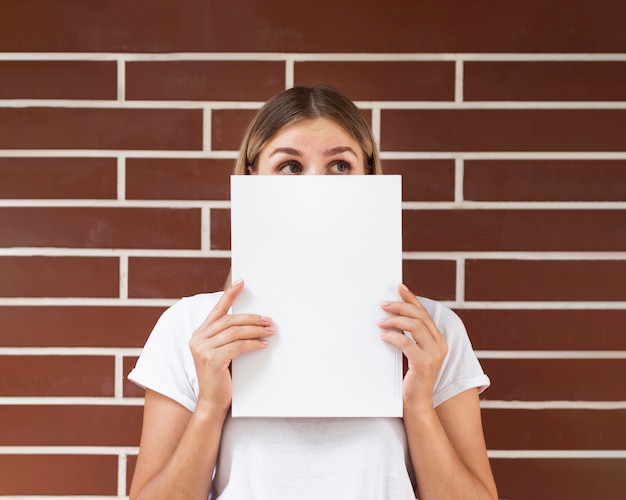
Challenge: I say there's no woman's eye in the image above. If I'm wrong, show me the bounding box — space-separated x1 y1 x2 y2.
330 161 351 174
278 162 303 174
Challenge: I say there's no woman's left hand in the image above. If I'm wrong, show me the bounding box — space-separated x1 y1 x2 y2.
378 284 449 414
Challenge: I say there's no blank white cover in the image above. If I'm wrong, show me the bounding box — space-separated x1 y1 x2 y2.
230 175 403 417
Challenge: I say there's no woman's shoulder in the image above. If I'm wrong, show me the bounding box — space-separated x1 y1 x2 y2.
154 291 225 337
165 290 224 316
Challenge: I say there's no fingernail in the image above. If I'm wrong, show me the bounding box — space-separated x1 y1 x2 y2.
264 326 276 333
232 279 243 288
400 283 410 293
261 316 272 324
377 319 387 326
381 301 391 307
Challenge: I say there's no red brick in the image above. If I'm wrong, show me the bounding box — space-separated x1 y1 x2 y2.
381 109 626 152
212 108 372 152
1 1 624 53
465 260 626 302
458 309 626 351
294 61 454 101
481 359 626 401
403 260 456 301
464 160 626 202
0 355 114 396
402 210 626 251
491 458 626 499
128 257 230 298
126 60 285 101
0 454 117 495
0 207 201 249
383 160 455 201
0 256 118 298
0 108 202 150
210 208 231 250
483 409 626 450
0 157 116 199
465 61 626 101
124 356 144 397
0 61 116 99
1 405 142 446
0 306 165 347
212 108 276 152
127 454 138 495
126 158 233 200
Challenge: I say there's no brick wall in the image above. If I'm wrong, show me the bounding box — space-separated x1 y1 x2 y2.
1 1 625 498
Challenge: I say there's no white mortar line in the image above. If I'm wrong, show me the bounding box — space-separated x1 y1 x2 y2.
488 450 626 459
481 400 626 410
6 150 626 160
117 59 125 102
454 158 464 204
456 257 465 303
0 446 139 455
0 297 177 306
455 60 464 102
0 397 144 405
0 348 143 355
2 446 624 460
0 199 232 208
118 451 128 497
382 152 626 160
476 350 626 359
5 99 626 109
203 106 212 151
284 57 294 88
0 150 239 159
201 206 211 252
114 354 124 398
370 106 381 147
402 251 626 259
0 248 232 257
118 255 128 300
2 199 625 209
445 301 626 310
117 156 126 201
3 52 626 61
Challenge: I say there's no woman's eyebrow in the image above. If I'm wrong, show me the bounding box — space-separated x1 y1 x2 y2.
324 146 358 157
268 147 302 158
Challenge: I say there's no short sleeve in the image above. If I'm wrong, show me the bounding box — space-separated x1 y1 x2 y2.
128 292 223 413
420 298 490 407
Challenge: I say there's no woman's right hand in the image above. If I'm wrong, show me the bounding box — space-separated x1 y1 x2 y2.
188 279 274 415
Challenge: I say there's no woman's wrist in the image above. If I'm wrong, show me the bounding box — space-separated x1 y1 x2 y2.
194 397 230 423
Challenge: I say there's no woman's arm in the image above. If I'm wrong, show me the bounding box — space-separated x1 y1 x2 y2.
380 284 497 500
129 390 226 500
404 388 497 499
129 280 274 500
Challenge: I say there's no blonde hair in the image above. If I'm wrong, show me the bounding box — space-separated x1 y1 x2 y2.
234 85 382 175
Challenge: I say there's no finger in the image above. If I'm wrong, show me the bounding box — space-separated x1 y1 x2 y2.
380 302 441 343
204 323 276 349
378 316 437 349
378 328 419 353
193 337 270 370
382 285 442 340
195 313 273 343
217 337 271 361
193 279 245 335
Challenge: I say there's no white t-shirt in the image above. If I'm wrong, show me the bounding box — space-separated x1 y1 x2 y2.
129 292 489 500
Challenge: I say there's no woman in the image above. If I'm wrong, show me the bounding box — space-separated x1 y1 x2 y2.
128 85 498 499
